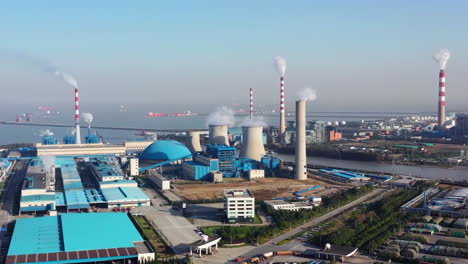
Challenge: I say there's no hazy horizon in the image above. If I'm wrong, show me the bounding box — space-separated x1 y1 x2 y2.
1 1 468 113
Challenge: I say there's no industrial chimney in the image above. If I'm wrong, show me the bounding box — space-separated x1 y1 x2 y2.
279 76 286 134
438 70 446 127
186 131 202 153
74 88 81 144
209 125 229 145
295 100 307 180
239 126 266 161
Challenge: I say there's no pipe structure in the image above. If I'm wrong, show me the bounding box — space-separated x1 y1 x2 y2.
250 88 253 119
279 76 286 134
438 69 446 127
186 131 202 153
74 88 81 144
295 100 307 180
208 125 229 145
239 126 266 161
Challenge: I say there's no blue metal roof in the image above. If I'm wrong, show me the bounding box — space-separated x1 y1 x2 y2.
140 140 192 160
7 213 143 256
20 194 55 203
101 187 149 203
64 190 90 209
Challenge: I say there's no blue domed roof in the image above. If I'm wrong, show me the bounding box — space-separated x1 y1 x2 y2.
141 140 192 160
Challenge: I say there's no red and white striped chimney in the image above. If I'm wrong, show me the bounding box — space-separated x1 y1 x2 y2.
438 70 446 127
279 76 286 134
74 88 81 144
250 88 253 119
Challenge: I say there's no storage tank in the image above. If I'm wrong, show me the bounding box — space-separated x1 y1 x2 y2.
209 125 229 145
239 126 266 161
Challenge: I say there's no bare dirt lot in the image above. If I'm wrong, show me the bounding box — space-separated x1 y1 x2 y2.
173 175 350 201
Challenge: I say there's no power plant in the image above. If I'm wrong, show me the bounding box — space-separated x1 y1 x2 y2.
208 124 229 145
239 126 266 161
295 100 307 180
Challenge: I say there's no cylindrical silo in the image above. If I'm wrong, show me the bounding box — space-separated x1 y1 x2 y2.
186 131 202 153
209 125 229 145
239 126 266 161
295 100 307 180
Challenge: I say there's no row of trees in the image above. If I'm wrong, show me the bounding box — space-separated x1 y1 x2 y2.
311 189 419 252
203 184 375 245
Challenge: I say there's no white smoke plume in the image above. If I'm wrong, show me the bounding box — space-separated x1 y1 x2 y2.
433 49 451 70
82 112 94 128
240 116 267 127
41 156 56 171
273 56 287 76
206 106 235 127
297 88 318 102
39 129 54 137
11 52 79 88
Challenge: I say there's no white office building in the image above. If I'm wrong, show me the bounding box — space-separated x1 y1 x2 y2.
224 189 255 223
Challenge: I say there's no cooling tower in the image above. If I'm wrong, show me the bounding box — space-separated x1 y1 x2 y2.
186 131 202 153
295 100 307 180
239 126 266 161
209 125 229 145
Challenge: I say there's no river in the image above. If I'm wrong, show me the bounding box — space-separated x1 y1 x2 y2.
276 154 468 182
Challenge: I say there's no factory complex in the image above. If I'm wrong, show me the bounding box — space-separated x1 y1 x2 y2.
6 213 154 264
19 155 150 214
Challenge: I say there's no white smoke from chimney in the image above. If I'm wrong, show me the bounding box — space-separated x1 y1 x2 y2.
240 116 267 127
8 51 79 88
41 156 56 172
39 129 54 137
82 112 94 128
206 106 235 127
433 49 451 70
274 56 287 76
54 71 79 88
296 88 318 102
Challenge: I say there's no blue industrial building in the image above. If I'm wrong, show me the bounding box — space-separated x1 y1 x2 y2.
205 145 236 177
41 136 58 145
6 213 154 264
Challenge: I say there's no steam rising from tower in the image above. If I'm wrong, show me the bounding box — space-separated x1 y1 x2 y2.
74 88 81 144
274 56 287 134
82 112 93 135
295 88 318 180
433 49 451 127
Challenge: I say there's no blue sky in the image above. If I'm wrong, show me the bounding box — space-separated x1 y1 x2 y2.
1 1 467 112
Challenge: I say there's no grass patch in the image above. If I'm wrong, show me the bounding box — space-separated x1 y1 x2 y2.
254 214 263 224
276 239 291 245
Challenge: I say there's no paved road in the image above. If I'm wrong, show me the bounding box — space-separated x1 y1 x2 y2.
139 187 201 254
2 160 28 215
209 188 388 263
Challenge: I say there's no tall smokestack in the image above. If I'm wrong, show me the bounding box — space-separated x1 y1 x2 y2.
295 100 307 180
280 76 286 134
209 125 229 145
438 70 446 127
239 126 266 161
186 131 202 153
432 49 450 128
250 88 253 120
74 88 81 144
